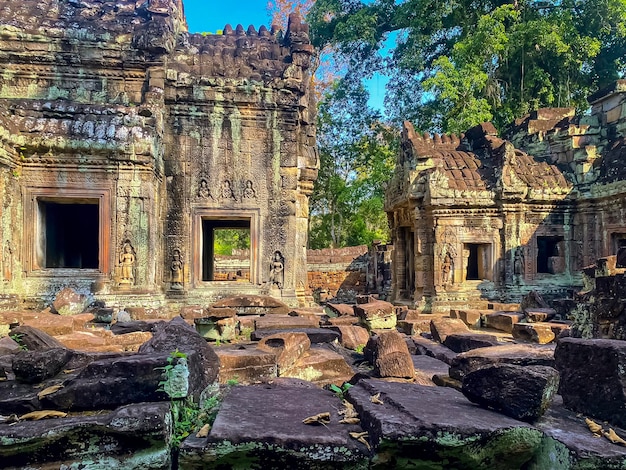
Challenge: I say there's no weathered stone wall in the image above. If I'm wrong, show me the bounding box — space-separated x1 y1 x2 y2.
0 0 317 308
306 245 369 301
386 81 626 311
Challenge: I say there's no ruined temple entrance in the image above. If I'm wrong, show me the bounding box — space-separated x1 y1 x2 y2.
201 220 251 282
536 236 564 274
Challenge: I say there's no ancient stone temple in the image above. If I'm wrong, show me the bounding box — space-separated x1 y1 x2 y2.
0 0 318 308
385 81 626 312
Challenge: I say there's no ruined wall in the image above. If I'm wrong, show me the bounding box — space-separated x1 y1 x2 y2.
0 0 317 308
306 246 369 301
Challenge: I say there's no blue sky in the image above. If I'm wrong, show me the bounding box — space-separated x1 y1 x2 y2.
182 0 272 34
181 0 388 110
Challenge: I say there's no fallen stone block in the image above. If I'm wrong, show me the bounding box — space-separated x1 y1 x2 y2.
488 302 520 312
326 315 360 326
12 348 73 384
443 333 500 353
139 317 219 390
354 300 397 330
180 305 205 320
110 320 164 335
555 337 626 428
195 316 238 341
179 384 367 468
255 314 320 330
22 314 75 337
258 332 310 373
524 308 557 323
449 344 555 381
325 303 355 316
0 402 172 469
55 331 116 352
484 311 525 333
411 355 450 380
210 295 290 315
346 379 542 467
52 287 89 316
397 319 430 336
215 346 277 384
0 336 20 355
411 335 457 365
251 328 340 344
9 326 65 350
449 309 484 328
512 323 556 344
462 364 559 422
282 347 354 386
328 325 369 350
366 330 415 379
430 317 470 343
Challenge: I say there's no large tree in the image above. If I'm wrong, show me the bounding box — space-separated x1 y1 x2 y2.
309 79 396 249
308 0 626 133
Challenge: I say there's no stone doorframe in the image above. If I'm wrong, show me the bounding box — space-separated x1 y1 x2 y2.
190 207 260 288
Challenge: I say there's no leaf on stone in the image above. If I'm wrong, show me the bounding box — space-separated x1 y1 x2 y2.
196 423 211 438
349 431 371 450
37 384 64 400
19 410 67 421
604 428 626 446
585 417 603 437
370 393 383 405
338 400 358 419
339 417 360 424
302 412 331 425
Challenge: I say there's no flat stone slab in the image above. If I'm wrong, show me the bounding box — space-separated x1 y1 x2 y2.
0 402 171 469
346 379 542 468
411 355 451 379
411 335 457 364
215 345 277 384
255 315 320 330
251 328 340 343
534 396 626 468
179 384 368 469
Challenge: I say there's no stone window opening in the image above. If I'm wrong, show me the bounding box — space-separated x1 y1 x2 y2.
201 219 251 282
536 236 564 274
464 243 491 281
612 234 626 268
37 199 99 269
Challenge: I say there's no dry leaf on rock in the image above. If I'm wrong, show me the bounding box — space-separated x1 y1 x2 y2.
604 428 626 446
339 417 360 425
37 384 64 400
585 417 604 437
370 393 383 405
19 410 67 421
196 423 211 438
349 431 371 450
302 412 331 425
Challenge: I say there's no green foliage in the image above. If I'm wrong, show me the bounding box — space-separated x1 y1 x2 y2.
9 333 27 351
213 228 250 256
328 382 353 398
309 79 395 249
354 344 365 354
309 0 626 133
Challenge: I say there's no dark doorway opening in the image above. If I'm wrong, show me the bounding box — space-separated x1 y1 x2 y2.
537 236 564 273
464 243 491 281
202 219 251 281
613 234 626 268
40 201 99 268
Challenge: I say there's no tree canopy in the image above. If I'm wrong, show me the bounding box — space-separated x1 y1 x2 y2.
308 0 626 132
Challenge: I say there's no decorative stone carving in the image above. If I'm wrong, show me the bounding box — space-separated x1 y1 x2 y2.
270 251 285 289
514 246 525 281
220 180 236 201
243 180 256 199
441 252 453 285
119 241 136 286
171 249 183 290
198 179 212 199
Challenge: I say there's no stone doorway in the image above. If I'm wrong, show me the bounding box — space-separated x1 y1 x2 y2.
536 236 564 274
38 200 99 269
201 220 251 282
464 243 491 281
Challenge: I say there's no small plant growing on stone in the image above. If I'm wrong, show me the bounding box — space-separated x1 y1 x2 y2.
328 382 353 399
9 333 27 351
354 344 365 354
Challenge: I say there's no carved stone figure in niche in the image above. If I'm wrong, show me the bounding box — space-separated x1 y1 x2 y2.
269 251 284 289
513 246 525 280
119 241 136 286
171 249 183 290
243 180 256 199
441 252 453 285
221 180 236 200
3 242 12 282
198 179 212 199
